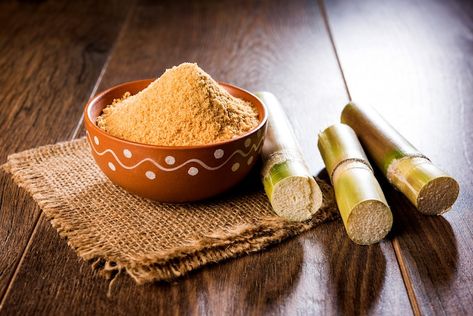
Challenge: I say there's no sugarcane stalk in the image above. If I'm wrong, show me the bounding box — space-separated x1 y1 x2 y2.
318 124 392 245
255 91 323 222
341 102 459 215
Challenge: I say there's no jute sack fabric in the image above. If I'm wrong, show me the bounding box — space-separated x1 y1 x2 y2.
3 138 337 284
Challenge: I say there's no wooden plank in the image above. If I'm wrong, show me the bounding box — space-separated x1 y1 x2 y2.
324 0 473 313
0 0 131 304
1 0 412 314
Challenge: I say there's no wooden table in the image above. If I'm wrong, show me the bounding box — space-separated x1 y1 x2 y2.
1 0 472 314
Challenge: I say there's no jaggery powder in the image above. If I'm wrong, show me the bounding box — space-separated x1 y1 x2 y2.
97 63 259 146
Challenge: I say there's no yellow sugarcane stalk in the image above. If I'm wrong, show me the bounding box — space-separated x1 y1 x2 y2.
256 92 322 222
341 102 459 215
318 124 392 245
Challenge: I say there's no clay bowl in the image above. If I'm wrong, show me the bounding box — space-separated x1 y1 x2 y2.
84 79 268 202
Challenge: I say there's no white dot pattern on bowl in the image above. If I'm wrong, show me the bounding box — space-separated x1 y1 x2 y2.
231 163 240 172
123 149 132 158
188 167 199 176
145 171 156 180
86 128 265 181
214 149 224 159
165 156 175 165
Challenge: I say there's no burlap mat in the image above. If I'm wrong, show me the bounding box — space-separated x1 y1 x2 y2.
3 138 338 284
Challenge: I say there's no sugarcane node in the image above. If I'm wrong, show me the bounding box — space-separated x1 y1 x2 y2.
329 157 373 183
341 102 460 215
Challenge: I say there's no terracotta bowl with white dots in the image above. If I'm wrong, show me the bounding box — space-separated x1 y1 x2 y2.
84 79 267 202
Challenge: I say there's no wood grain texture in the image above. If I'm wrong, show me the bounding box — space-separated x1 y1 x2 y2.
0 0 131 305
0 0 412 315
325 0 473 313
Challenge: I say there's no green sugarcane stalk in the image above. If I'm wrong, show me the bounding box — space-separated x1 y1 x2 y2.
341 102 459 215
256 91 322 222
318 124 392 245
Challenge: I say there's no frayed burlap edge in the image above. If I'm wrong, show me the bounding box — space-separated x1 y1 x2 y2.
2 139 338 285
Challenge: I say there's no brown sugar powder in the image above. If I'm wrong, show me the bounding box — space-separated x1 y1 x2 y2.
97 63 259 146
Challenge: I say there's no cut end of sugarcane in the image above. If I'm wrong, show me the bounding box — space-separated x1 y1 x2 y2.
346 200 393 245
270 175 323 222
417 176 460 215
388 157 460 215
257 91 323 222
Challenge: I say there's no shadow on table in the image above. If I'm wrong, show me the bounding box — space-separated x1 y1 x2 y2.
386 181 459 295
218 237 305 313
130 236 305 314
316 169 387 315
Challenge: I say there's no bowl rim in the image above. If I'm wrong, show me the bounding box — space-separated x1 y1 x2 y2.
83 79 268 150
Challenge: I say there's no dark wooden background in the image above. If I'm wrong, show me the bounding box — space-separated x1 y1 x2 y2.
1 0 472 315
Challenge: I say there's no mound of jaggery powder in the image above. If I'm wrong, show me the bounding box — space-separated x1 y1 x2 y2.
97 63 259 146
